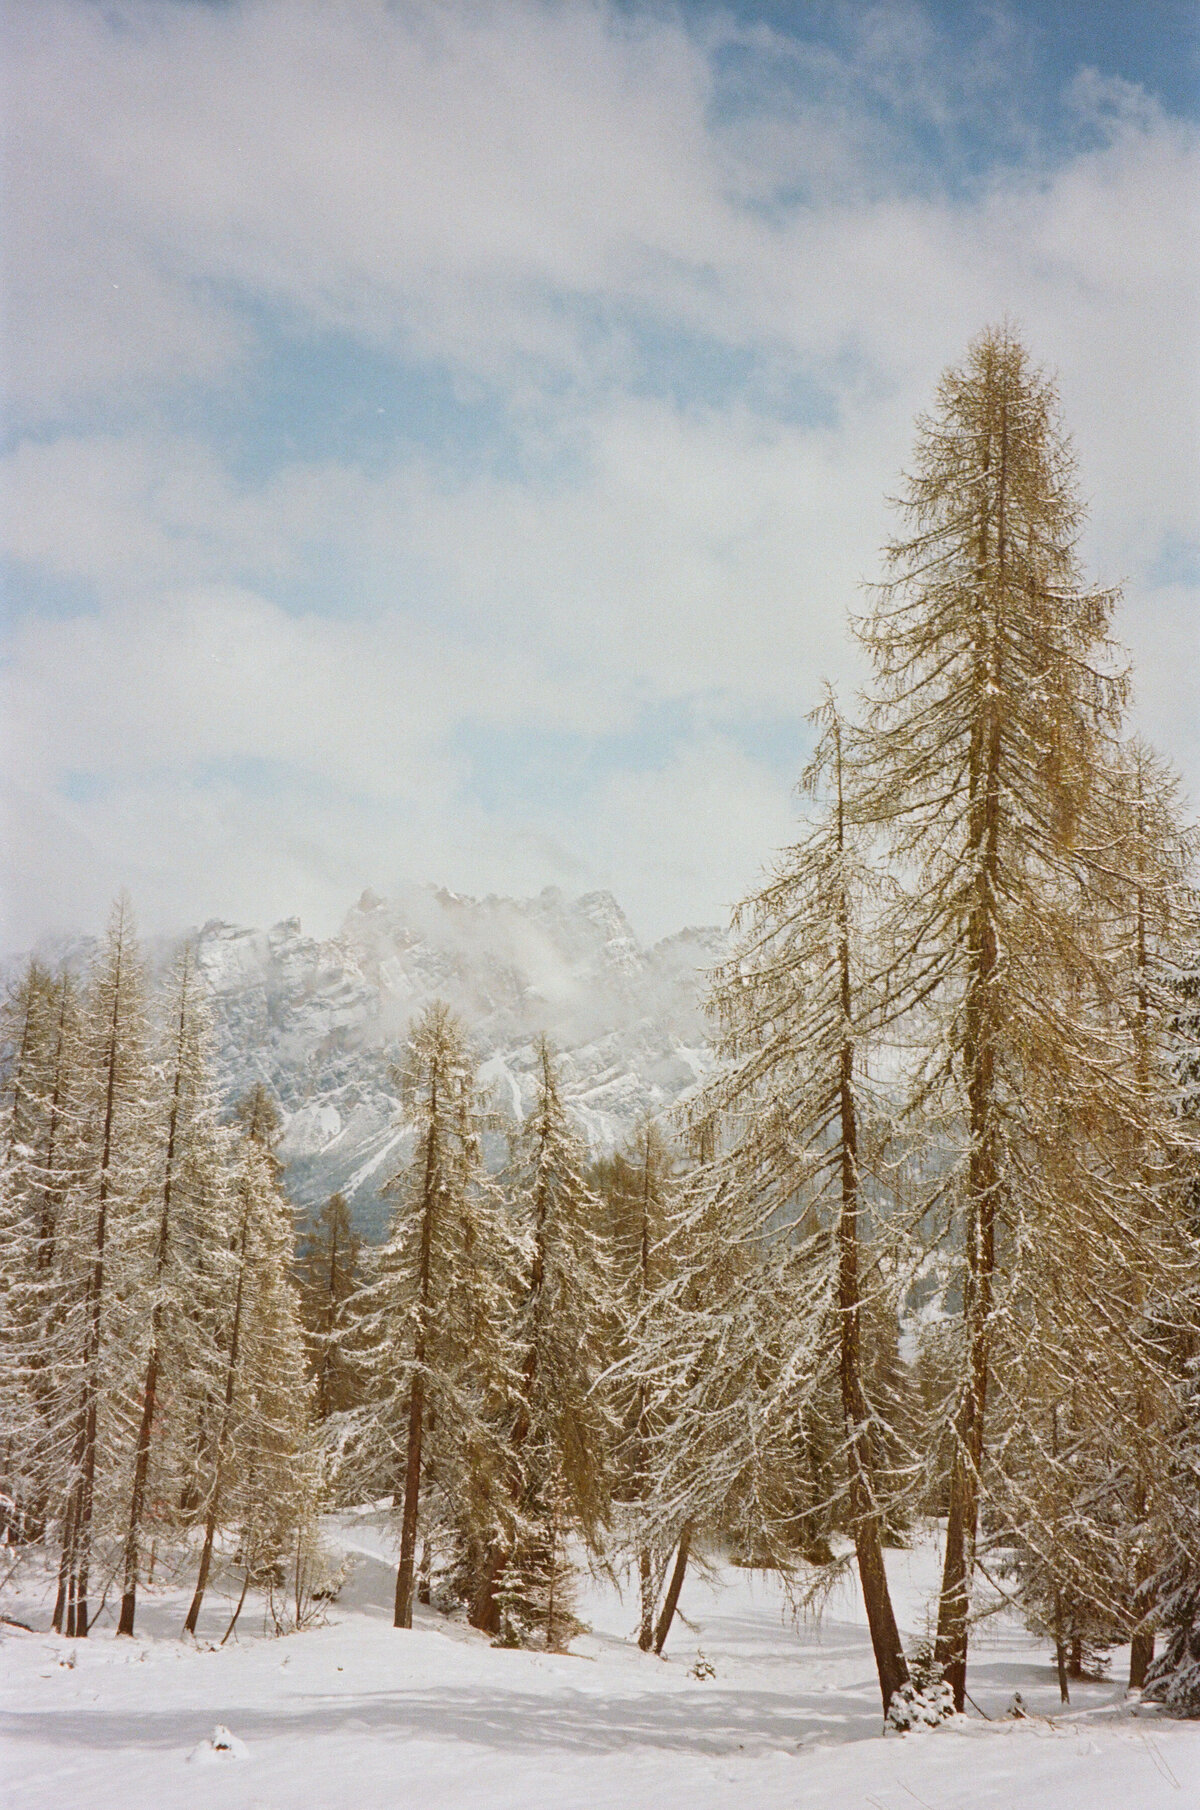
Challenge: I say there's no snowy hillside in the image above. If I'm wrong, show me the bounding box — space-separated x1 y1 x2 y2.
3 1523 1196 1810
193 887 725 1237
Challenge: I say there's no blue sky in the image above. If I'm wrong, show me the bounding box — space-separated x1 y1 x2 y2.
3 0 1197 944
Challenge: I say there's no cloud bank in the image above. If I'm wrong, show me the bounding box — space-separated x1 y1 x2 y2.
3 0 1197 944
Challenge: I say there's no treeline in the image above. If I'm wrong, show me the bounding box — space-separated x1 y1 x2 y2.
3 326 1200 1726
0 915 314 1641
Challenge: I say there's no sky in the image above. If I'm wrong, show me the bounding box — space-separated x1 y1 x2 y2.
2 0 1198 948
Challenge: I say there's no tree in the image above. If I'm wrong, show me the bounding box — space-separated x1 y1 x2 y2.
55 896 156 1638
473 1036 614 1643
592 1118 678 1649
649 692 914 1710
0 962 83 1549
853 324 1186 1707
347 1002 514 1630
296 1192 361 1420
117 945 229 1635
183 1085 313 1636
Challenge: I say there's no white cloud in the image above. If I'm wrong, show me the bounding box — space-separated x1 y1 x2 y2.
3 0 1197 945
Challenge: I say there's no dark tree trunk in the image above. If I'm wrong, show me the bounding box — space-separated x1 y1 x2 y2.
935 400 1006 1713
71 939 127 1640
653 1524 692 1655
638 1548 655 1651
119 971 189 1636
184 1183 251 1638
394 1075 438 1631
831 718 910 1715
393 1371 426 1628
1129 1628 1155 1691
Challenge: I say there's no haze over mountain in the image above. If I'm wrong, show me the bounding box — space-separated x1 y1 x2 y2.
193 885 724 1238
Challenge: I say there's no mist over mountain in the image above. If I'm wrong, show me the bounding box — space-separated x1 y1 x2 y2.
192 885 724 1239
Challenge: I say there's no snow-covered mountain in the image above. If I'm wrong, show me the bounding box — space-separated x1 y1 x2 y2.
195 886 724 1238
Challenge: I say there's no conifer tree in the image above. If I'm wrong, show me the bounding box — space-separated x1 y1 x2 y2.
473 1037 614 1642
853 325 1189 1707
593 1119 677 1649
117 946 229 1635
296 1192 361 1420
55 896 156 1637
0 963 83 1547
642 693 914 1708
183 1085 313 1635
347 1003 514 1630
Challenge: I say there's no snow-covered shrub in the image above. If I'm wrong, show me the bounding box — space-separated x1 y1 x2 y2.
886 1644 957 1731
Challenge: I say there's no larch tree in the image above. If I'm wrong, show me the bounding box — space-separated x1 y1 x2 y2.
183 1085 313 1636
648 692 915 1710
593 1117 678 1650
472 1036 615 1643
0 962 83 1548
55 896 157 1638
852 324 1181 1708
295 1191 362 1421
348 1002 514 1631
117 945 229 1636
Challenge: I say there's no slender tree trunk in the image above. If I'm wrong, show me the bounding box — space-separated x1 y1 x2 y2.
183 1186 251 1638
653 1523 692 1655
117 1344 161 1636
52 1486 77 1633
393 1370 426 1627
935 397 1006 1711
471 1148 547 1635
317 1214 340 1420
638 1548 655 1652
394 1078 438 1630
72 939 127 1640
119 970 189 1636
830 719 910 1714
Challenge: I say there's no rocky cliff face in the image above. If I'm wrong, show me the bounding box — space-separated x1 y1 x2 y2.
195 886 724 1238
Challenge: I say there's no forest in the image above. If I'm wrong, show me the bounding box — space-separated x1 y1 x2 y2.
3 326 1199 1733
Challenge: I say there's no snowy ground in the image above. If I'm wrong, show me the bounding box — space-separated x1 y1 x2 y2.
3 1517 1198 1810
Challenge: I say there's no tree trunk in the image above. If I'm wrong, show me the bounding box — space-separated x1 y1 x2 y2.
653 1524 692 1655
394 1077 438 1630
71 937 127 1639
471 1131 546 1635
935 397 1006 1712
119 972 188 1636
638 1548 655 1651
393 1371 426 1628
832 719 910 1714
1129 1628 1155 1691
183 1179 251 1638
117 1344 161 1636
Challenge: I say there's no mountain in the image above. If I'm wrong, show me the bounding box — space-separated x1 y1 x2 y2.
195 886 725 1239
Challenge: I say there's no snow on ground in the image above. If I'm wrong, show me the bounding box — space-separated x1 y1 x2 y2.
3 1518 1198 1810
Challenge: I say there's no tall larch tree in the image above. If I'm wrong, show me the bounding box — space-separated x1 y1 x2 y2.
472 1037 615 1643
296 1192 362 1420
593 1118 678 1650
853 324 1174 1708
0 962 83 1548
55 896 156 1638
183 1085 312 1635
348 1002 514 1630
655 692 914 1710
117 945 229 1635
